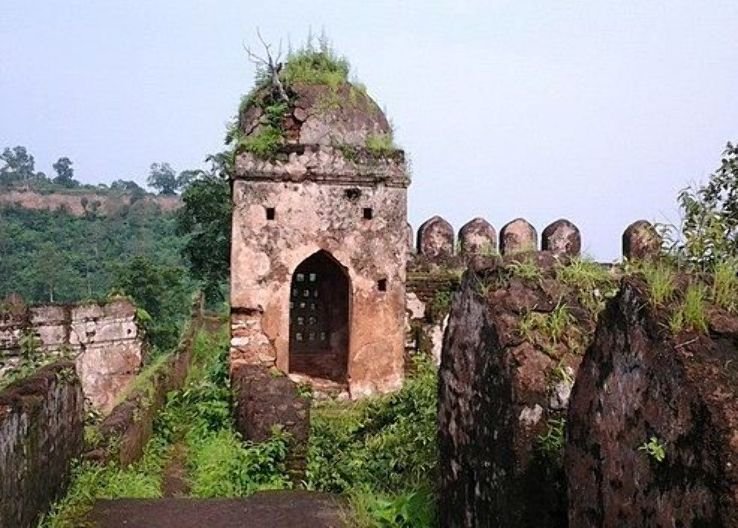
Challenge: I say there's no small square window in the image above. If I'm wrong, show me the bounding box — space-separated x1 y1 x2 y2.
296 273 305 282
309 273 317 282
296 332 303 342
320 332 327 341
363 207 373 220
308 332 316 341
291 289 297 298
310 303 317 311
266 207 276 220
378 279 388 292
297 316 304 325
299 302 306 309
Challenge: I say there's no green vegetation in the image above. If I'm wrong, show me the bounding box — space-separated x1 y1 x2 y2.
638 436 666 463
175 153 231 305
365 133 396 157
307 357 438 526
41 438 169 527
241 125 284 159
43 327 291 527
670 283 708 334
638 261 677 306
555 258 617 315
282 34 350 88
0 202 188 304
536 418 567 462
711 258 738 312
666 142 738 267
518 304 574 346
506 258 543 282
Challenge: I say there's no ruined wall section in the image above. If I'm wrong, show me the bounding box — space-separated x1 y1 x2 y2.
567 277 738 527
231 148 409 398
0 361 85 528
0 298 145 413
437 253 603 528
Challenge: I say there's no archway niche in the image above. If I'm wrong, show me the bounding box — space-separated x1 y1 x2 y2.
288 250 350 383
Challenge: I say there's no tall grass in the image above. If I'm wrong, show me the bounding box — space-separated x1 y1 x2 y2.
639 261 676 305
307 356 438 526
711 259 738 312
670 283 708 334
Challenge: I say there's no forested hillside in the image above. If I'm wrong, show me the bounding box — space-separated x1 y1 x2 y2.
0 203 185 304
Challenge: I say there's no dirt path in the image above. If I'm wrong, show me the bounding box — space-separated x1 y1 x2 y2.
161 441 190 497
88 491 345 528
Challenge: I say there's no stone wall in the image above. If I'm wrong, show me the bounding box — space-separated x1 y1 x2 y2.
0 298 145 413
437 253 602 528
230 161 409 398
567 277 738 527
86 306 207 467
0 361 85 528
232 364 310 482
410 215 661 262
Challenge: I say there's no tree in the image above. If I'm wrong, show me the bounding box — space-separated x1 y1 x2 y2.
36 242 66 303
0 146 36 183
147 162 178 195
111 179 144 192
111 255 190 351
52 157 78 187
669 142 738 267
176 153 232 304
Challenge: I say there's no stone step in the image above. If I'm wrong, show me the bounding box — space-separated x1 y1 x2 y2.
88 491 345 528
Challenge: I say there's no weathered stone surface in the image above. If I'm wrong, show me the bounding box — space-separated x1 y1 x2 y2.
0 298 145 413
499 218 537 255
89 308 204 467
240 83 392 148
622 220 661 260
233 78 410 399
0 362 84 528
567 277 738 527
439 259 594 528
541 219 581 256
232 364 311 480
458 217 497 256
416 216 454 261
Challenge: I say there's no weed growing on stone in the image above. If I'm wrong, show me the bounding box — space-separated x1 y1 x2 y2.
670 283 708 334
507 259 542 282
711 258 738 312
638 436 666 463
638 261 677 306
282 34 350 88
536 418 566 461
518 304 573 345
555 258 616 316
365 133 396 157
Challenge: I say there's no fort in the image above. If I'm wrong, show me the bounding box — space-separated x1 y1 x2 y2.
2 39 738 528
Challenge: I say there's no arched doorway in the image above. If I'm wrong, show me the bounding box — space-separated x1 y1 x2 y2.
288 251 350 382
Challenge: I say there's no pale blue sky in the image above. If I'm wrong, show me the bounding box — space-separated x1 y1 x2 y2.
2 1 737 259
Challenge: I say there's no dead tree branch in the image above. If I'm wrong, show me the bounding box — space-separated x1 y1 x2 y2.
244 28 289 103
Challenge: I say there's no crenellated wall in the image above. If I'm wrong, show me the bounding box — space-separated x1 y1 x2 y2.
404 218 661 364
408 216 661 262
0 298 145 413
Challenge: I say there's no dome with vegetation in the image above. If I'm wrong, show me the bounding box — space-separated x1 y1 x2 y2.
228 36 397 160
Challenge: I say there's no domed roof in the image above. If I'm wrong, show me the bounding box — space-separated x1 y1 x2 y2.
239 82 392 148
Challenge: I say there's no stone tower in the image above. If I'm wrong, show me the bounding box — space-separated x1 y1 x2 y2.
230 82 410 398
